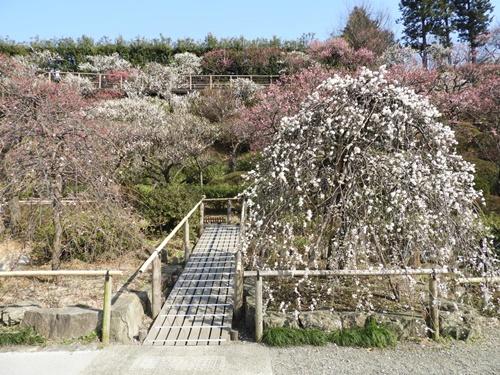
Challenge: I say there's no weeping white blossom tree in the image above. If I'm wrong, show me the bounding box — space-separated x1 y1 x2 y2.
243 67 498 280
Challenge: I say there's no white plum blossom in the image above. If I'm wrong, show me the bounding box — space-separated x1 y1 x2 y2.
124 62 178 100
78 52 132 73
242 67 498 284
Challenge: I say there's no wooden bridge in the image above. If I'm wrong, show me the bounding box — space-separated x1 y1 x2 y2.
136 197 245 346
143 224 240 346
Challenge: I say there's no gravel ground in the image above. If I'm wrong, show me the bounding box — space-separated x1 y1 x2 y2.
269 324 500 375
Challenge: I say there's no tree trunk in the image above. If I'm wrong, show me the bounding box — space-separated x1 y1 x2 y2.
229 143 240 173
0 201 5 235
51 174 63 270
421 17 428 70
8 196 21 235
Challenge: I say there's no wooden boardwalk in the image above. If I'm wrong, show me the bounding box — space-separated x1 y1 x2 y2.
143 224 240 346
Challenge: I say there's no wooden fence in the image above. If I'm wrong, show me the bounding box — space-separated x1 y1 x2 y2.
238 268 500 342
238 268 449 342
0 270 123 345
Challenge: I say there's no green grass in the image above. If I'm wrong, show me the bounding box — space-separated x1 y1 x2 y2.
329 317 397 348
263 317 397 348
263 327 328 347
0 327 47 346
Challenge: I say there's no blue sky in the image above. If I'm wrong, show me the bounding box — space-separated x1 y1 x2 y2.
1 0 500 44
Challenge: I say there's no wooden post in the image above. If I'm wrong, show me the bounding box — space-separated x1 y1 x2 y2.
152 253 162 319
98 74 102 89
199 198 205 236
429 274 440 340
184 218 190 261
102 273 112 346
240 200 246 235
255 274 263 342
233 251 243 321
189 75 192 90
227 199 232 224
210 75 213 90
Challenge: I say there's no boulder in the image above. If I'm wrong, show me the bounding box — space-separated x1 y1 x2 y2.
299 310 342 331
437 300 484 340
341 312 370 330
375 312 428 340
1 301 41 326
21 306 101 340
110 292 144 344
264 311 301 330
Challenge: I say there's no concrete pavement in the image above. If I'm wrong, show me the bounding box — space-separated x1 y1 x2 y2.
0 343 273 375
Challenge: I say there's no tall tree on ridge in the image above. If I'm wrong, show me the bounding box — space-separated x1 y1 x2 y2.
341 5 395 57
399 0 436 69
454 0 494 63
432 0 458 49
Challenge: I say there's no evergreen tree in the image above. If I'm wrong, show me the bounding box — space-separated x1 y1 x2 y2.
398 0 436 68
433 0 457 48
341 6 395 56
454 0 494 63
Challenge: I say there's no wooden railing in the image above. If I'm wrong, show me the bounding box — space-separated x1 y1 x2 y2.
45 72 280 91
0 270 123 345
239 268 500 342
238 268 449 342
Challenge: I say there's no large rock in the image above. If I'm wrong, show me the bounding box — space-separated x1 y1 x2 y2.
1 301 41 326
264 311 301 330
21 306 101 340
437 300 484 340
299 310 342 331
110 293 144 344
375 312 428 340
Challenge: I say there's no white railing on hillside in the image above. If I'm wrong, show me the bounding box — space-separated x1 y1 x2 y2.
45 72 280 91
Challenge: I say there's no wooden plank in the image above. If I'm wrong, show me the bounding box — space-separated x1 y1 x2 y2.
166 226 219 345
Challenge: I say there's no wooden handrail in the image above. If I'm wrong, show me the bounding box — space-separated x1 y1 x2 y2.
244 268 449 278
138 197 205 274
202 197 239 202
0 270 122 277
0 269 123 346
136 195 245 318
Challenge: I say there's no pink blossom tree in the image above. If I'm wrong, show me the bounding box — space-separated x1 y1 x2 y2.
242 66 335 149
0 55 123 269
307 38 375 70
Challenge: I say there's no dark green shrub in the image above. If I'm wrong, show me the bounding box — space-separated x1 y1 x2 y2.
133 183 202 233
483 213 500 256
465 156 499 196
236 152 263 172
208 171 246 186
202 183 242 199
201 162 228 184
